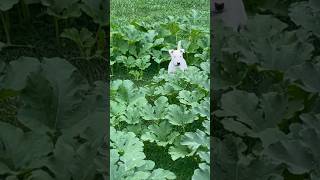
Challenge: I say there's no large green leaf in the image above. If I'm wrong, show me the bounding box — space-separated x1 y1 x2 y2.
110 127 176 179
213 135 283 180
141 96 169 121
243 15 287 39
81 0 108 26
62 80 107 141
46 131 104 180
0 122 52 175
61 28 96 57
178 90 205 106
216 90 296 139
259 0 291 16
181 129 209 151
111 80 146 105
141 121 179 147
0 0 19 11
286 63 320 93
192 163 210 180
167 104 195 126
41 0 81 19
26 170 54 180
0 57 40 91
228 15 313 72
216 90 261 132
111 127 146 171
198 151 210 164
252 32 313 72
17 58 89 133
110 101 127 125
289 2 320 38
266 140 315 174
192 98 210 119
266 113 320 175
148 169 176 180
310 0 320 10
168 135 195 161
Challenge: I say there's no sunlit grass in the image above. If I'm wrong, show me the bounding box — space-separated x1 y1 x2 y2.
111 0 209 26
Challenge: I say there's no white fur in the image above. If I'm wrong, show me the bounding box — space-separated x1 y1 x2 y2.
168 49 187 73
213 0 247 31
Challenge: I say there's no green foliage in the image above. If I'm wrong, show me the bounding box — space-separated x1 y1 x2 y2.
0 0 19 11
110 127 176 180
0 0 107 56
110 24 210 180
0 58 107 179
40 0 82 19
0 0 108 180
111 12 209 79
214 0 320 179
81 0 108 26
61 27 96 58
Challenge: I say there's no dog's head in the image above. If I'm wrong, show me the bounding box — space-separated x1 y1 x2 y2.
212 0 225 14
169 49 185 67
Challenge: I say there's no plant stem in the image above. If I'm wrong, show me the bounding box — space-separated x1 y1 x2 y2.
21 0 30 20
0 11 11 44
96 26 107 57
18 3 23 23
111 65 114 76
95 25 101 39
78 44 85 58
54 17 60 45
140 70 144 80
3 43 34 49
69 54 108 61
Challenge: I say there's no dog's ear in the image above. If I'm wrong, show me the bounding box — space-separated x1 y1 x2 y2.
179 49 185 53
169 49 174 55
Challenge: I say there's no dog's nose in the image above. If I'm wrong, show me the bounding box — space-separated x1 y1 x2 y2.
214 2 224 12
177 62 180 66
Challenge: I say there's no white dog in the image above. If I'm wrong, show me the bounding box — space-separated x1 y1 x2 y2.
212 0 247 31
168 42 187 73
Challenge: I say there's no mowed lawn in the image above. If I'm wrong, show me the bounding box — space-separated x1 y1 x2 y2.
111 0 209 26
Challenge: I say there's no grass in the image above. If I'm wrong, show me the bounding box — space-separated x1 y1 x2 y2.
111 0 209 26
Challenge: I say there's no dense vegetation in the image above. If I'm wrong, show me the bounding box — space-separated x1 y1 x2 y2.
2 0 318 179
0 0 108 179
214 0 320 179
111 1 210 179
